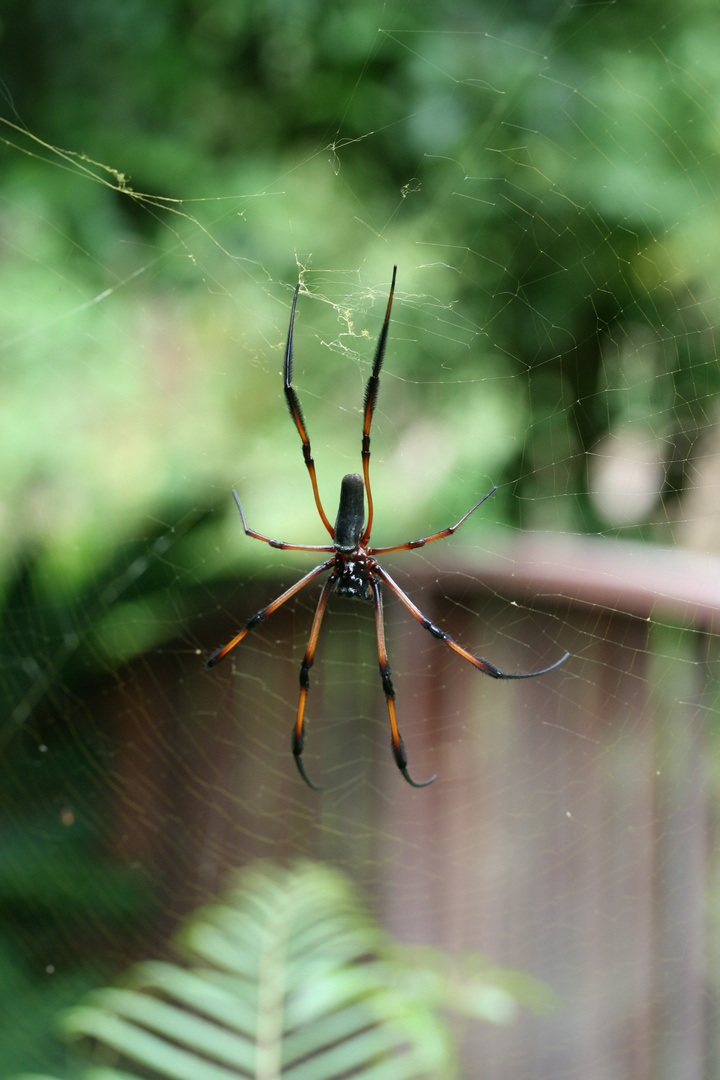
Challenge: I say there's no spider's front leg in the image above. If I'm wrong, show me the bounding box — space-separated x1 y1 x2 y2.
205 559 334 669
291 573 337 791
370 578 437 789
374 564 570 679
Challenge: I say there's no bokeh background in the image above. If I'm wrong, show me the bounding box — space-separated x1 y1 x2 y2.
2 1 720 1077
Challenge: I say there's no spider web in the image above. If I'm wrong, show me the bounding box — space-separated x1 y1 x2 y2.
1 2 719 1077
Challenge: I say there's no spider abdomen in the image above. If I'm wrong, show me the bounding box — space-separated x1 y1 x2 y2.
334 473 365 553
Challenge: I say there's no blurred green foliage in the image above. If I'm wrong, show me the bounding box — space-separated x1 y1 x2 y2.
1 0 720 1073
1 0 718 681
22 860 555 1080
0 721 152 1079
1 0 718 575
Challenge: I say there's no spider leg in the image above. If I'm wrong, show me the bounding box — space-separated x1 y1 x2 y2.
360 266 397 546
374 565 570 679
369 486 497 555
205 558 334 669
370 578 437 789
232 491 335 552
292 573 337 791
283 283 335 538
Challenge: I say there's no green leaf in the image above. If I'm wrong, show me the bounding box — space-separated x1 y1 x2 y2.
30 861 548 1080
57 862 451 1079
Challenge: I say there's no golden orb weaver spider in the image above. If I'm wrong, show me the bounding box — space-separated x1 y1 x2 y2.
206 267 569 789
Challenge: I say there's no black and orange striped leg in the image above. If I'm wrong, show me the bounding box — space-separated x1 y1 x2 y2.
292 573 337 790
283 283 335 538
205 559 334 669
370 579 437 789
232 491 335 553
360 266 397 545
368 485 497 556
374 565 570 679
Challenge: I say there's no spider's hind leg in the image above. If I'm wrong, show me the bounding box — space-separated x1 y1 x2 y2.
360 266 397 546
283 283 335 538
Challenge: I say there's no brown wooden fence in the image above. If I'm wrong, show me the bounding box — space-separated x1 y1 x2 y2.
107 532 718 1080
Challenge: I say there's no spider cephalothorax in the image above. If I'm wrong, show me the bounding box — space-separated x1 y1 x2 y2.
206 267 569 789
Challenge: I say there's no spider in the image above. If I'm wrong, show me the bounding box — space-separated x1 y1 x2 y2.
206 267 569 789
